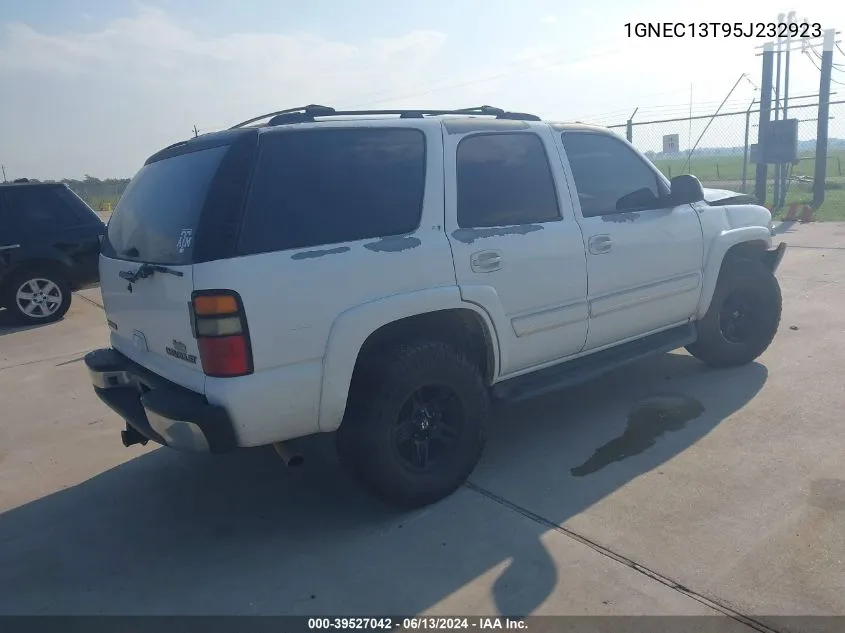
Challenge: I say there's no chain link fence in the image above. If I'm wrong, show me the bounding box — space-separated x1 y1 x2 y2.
608 100 845 213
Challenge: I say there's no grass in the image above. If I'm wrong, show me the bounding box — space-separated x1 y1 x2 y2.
650 150 845 221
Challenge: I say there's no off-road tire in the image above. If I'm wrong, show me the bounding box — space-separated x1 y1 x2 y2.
1 266 72 326
337 341 489 509
686 257 782 367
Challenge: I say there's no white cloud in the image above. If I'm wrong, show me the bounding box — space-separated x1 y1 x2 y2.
0 6 449 178
542 15 558 25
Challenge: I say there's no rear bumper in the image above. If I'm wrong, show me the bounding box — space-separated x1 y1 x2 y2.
85 348 237 453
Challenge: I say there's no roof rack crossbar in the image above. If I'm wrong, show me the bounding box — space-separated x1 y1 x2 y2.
229 105 540 128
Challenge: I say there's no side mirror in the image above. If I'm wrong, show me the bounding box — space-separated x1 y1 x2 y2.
670 174 704 205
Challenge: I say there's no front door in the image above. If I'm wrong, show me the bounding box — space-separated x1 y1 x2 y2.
557 130 704 351
444 124 589 377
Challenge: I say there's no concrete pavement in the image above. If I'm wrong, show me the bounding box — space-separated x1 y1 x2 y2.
0 223 842 628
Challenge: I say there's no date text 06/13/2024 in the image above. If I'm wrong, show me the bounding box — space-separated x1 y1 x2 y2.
625 22 823 38
307 617 528 630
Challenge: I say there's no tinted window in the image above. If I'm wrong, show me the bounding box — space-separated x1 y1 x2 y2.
239 128 426 254
561 132 663 217
55 187 102 225
0 199 19 237
102 145 228 264
1 187 75 231
456 133 560 228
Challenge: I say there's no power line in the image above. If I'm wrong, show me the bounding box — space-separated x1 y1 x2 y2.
804 50 845 86
810 45 845 71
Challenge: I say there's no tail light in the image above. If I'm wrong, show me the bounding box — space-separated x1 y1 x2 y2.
191 290 253 378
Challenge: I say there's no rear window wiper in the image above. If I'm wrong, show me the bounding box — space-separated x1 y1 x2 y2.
119 263 184 284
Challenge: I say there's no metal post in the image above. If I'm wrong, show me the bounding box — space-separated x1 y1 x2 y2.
772 14 784 207
756 43 774 205
741 99 756 193
626 107 637 142
813 29 834 209
779 12 796 204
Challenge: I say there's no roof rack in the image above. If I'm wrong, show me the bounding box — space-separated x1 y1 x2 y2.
228 104 541 129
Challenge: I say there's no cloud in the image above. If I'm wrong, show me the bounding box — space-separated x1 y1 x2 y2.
542 15 558 25
0 6 450 178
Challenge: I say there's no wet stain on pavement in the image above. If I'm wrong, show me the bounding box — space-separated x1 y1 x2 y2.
571 394 705 477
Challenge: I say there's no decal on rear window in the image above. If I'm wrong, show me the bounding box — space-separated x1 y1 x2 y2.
177 229 194 254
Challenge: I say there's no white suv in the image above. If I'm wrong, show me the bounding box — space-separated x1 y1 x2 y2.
85 105 786 508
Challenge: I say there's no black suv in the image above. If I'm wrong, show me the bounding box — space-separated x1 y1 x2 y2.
0 180 106 325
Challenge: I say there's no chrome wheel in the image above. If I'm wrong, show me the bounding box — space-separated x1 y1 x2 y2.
15 278 64 318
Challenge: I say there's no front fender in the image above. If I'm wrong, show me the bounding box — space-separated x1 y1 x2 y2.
318 286 500 432
696 226 773 318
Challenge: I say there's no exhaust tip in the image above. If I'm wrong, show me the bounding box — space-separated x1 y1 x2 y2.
273 442 304 467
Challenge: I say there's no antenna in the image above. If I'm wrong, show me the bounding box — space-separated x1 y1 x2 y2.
192 125 199 137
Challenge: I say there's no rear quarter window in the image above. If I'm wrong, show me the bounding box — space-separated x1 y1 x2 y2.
102 145 228 265
238 128 426 255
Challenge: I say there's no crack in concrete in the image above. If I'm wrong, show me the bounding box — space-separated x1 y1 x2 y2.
0 350 96 372
782 245 845 251
73 292 104 310
463 481 781 633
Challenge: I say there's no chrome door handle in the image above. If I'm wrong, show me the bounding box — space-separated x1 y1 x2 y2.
471 250 502 273
588 235 612 255
0 244 21 251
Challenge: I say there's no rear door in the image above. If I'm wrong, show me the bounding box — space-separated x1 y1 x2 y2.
0 185 103 283
100 144 231 393
0 194 24 291
443 123 589 377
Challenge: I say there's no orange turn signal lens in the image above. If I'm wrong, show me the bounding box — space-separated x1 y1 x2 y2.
193 294 238 316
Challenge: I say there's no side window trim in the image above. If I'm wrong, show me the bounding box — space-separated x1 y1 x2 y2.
561 131 670 218
455 130 563 229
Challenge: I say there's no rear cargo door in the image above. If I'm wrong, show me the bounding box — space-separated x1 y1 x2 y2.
99 144 230 393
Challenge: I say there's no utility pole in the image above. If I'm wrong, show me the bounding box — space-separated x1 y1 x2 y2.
756 42 774 205
813 29 835 209
1 165 6 183
779 11 797 205
192 125 199 138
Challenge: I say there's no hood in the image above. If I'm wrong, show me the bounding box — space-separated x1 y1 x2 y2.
701 187 757 206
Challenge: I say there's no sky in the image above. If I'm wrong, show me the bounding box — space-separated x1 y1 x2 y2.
0 0 844 180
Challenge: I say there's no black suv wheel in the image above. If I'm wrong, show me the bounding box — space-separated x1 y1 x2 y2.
338 341 489 508
686 258 782 367
1 267 72 325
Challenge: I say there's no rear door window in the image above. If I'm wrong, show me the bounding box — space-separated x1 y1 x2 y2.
0 186 76 232
456 132 561 228
238 128 426 255
102 145 228 265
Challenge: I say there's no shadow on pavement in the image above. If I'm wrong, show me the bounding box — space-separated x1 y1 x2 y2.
0 352 767 616
474 352 768 615
0 308 61 337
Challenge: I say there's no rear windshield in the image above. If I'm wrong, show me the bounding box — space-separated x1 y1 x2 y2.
102 145 228 265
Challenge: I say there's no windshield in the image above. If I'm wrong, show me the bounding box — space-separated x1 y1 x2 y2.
101 145 228 265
